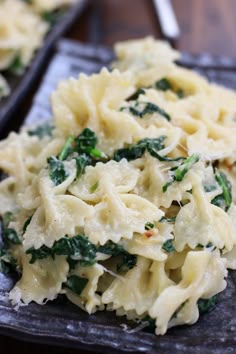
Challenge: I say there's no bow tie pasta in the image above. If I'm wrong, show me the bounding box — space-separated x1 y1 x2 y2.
1 37 236 336
0 0 81 99
0 0 48 72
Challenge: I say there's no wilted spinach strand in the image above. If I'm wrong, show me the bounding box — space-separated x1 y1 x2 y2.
0 249 17 274
28 123 54 139
98 240 137 273
7 54 24 75
26 235 97 264
127 88 146 101
120 101 171 121
48 128 106 185
197 296 217 314
162 153 200 192
211 171 232 211
162 239 175 253
127 77 184 102
26 236 137 273
58 135 74 161
113 136 184 163
145 222 154 230
155 78 173 91
22 215 33 234
159 216 176 223
63 275 88 295
47 156 69 186
1 212 21 245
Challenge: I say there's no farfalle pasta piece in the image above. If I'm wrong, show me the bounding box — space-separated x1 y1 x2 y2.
23 170 94 249
149 250 227 335
85 192 163 245
102 257 157 315
174 173 236 252
9 252 69 305
69 159 139 203
66 263 104 314
30 0 77 13
0 0 48 70
124 222 173 262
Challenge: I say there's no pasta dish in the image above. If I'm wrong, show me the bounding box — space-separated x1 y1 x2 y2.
0 38 236 335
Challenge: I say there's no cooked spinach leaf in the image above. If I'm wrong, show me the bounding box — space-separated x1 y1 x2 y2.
8 54 24 75
52 129 106 181
98 241 126 257
155 78 172 91
1 212 21 245
127 88 146 101
53 235 97 261
145 222 154 230
197 242 214 249
159 216 176 223
22 215 33 234
211 171 232 211
114 135 168 162
4 228 21 245
26 235 97 264
113 142 146 162
47 156 69 186
63 275 88 295
74 154 92 178
162 239 175 253
176 89 184 98
175 153 200 181
163 153 200 192
0 249 17 274
114 135 185 163
120 101 171 121
142 315 156 331
204 184 217 193
98 241 137 273
117 253 137 273
41 9 65 26
155 78 185 98
1 211 14 229
26 244 51 264
58 135 74 161
27 123 54 139
198 295 217 314
74 128 97 154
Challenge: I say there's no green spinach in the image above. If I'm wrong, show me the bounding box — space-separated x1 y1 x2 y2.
163 153 200 192
47 156 69 186
198 296 217 314
162 239 175 253
211 171 232 211
26 235 97 264
63 275 88 295
27 123 54 139
120 101 171 121
98 241 137 273
8 54 24 75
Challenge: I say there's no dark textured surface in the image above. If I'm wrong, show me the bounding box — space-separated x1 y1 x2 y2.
0 0 88 131
0 271 235 353
1 43 236 353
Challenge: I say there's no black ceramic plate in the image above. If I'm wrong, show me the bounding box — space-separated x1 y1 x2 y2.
0 0 88 131
1 41 236 353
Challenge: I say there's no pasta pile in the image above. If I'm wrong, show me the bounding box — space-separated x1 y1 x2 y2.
0 0 80 99
1 37 236 335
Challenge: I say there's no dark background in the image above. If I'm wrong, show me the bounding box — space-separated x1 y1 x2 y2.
1 0 236 352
